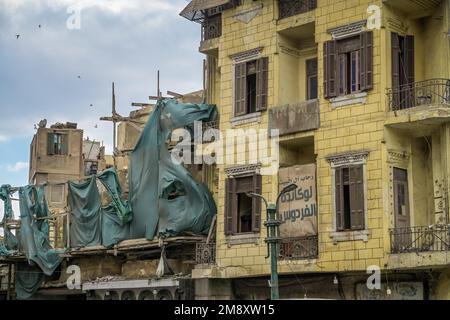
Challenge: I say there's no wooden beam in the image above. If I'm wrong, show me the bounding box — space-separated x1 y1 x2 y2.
167 91 184 98
131 103 153 108
149 95 170 100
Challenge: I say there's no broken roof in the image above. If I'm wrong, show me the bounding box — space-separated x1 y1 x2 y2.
180 0 233 22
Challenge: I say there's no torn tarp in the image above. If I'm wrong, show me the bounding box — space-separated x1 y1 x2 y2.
68 177 102 248
69 170 130 248
15 185 64 300
129 99 218 239
0 184 18 251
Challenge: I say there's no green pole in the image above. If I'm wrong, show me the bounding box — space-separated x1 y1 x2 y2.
265 204 280 300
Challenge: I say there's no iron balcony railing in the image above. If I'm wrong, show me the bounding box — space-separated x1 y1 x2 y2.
196 242 216 265
390 225 450 254
387 78 450 111
202 14 222 41
278 0 317 20
279 236 318 260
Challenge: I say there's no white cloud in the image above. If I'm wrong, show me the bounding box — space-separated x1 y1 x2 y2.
0 135 8 142
6 162 29 172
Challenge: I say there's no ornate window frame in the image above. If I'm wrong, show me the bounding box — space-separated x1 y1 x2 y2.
326 150 370 243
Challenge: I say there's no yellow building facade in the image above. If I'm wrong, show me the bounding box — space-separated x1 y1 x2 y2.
182 0 450 299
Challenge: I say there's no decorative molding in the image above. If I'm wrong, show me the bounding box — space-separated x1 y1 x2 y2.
386 16 409 34
229 47 263 64
327 20 367 39
326 150 369 168
330 92 367 108
226 233 260 246
230 111 262 127
330 230 369 244
387 149 410 164
225 163 261 177
279 44 300 57
233 4 263 24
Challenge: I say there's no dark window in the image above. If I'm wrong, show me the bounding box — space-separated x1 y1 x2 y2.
335 165 365 231
324 31 373 98
234 57 268 116
306 58 318 100
47 132 68 155
225 174 262 235
391 33 415 109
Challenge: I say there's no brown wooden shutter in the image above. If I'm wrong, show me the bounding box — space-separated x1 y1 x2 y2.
256 57 269 111
234 62 247 116
404 35 415 85
391 32 401 108
360 31 373 91
349 165 365 230
324 40 337 98
252 174 262 232
335 168 344 231
225 178 237 235
47 133 55 155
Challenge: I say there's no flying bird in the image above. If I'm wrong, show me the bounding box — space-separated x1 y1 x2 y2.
77 75 81 79
38 24 42 28
90 104 93 107
94 124 98 128
15 34 20 39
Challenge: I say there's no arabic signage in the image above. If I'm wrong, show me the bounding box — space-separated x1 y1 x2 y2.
355 282 424 300
277 164 317 238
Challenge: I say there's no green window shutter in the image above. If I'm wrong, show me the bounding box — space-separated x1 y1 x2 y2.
225 178 237 235
61 134 69 155
47 133 55 155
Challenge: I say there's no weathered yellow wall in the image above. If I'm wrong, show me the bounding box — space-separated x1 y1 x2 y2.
197 0 450 281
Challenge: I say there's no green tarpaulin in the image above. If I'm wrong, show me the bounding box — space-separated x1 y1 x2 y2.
129 98 218 239
68 177 102 248
15 185 64 300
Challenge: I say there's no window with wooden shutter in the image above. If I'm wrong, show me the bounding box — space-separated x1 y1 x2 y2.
391 32 401 107
47 133 55 155
256 57 268 111
349 166 364 230
335 168 344 231
360 31 373 91
251 174 262 232
404 35 414 85
225 178 237 235
324 40 337 98
234 62 247 117
306 58 318 100
334 165 365 232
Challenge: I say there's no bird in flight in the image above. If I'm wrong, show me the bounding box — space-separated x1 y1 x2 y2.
77 75 81 79
90 104 93 107
38 25 42 28
15 34 20 39
94 124 98 128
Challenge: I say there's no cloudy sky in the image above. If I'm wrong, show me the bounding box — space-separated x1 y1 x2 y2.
0 0 202 221
0 0 202 188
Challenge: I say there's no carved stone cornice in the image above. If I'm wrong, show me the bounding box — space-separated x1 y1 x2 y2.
326 150 369 167
387 149 410 164
229 47 263 63
327 20 367 39
225 163 261 177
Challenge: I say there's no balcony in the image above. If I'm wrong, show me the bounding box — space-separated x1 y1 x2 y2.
385 79 450 132
278 0 316 20
387 79 450 112
202 14 222 41
382 0 442 19
279 236 318 260
269 99 320 137
390 225 450 254
195 242 216 265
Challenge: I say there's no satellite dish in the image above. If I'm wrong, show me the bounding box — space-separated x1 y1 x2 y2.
38 119 47 128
